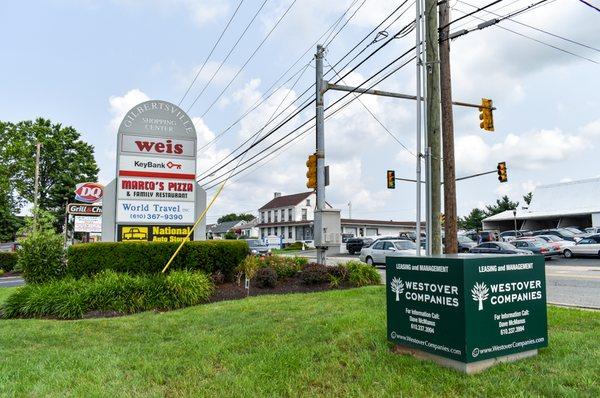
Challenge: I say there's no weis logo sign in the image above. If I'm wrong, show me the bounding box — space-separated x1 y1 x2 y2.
121 135 195 157
75 182 104 203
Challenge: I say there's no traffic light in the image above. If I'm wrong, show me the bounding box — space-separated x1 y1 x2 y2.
479 98 494 132
387 170 395 189
497 161 507 183
306 153 317 189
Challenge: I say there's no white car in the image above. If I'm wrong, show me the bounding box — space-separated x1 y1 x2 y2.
563 235 600 258
536 235 575 254
359 239 417 266
585 227 600 235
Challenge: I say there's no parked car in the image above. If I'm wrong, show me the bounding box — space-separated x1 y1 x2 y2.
563 235 600 258
564 226 586 235
469 242 533 255
535 235 575 253
463 231 499 243
441 235 475 253
499 230 525 242
532 229 579 242
346 237 374 255
245 239 271 255
399 231 426 242
584 227 600 235
512 239 559 258
359 239 418 266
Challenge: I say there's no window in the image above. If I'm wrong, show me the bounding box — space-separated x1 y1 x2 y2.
579 238 594 245
480 243 492 248
261 212 266 223
306 199 311 206
301 209 307 221
274 211 278 223
281 209 285 221
514 241 526 248
372 241 384 250
268 211 271 223
383 242 394 250
288 227 292 239
288 208 293 221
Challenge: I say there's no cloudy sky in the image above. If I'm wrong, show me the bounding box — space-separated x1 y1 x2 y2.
2 0 599 224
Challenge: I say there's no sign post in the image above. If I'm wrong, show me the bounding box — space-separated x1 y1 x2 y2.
101 100 207 242
386 254 548 374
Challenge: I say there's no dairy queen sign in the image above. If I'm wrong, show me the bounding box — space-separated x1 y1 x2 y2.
101 100 207 242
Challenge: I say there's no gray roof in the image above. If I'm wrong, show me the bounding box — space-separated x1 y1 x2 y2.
484 177 600 222
209 220 243 234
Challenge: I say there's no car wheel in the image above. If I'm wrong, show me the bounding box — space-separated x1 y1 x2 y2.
366 256 374 266
563 249 573 259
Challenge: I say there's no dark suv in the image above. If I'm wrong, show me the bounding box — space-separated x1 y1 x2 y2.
346 237 374 255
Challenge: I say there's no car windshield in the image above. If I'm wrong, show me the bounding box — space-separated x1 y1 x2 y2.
556 229 575 237
394 241 417 250
564 227 583 234
458 235 473 243
247 240 263 247
542 235 560 242
497 242 516 250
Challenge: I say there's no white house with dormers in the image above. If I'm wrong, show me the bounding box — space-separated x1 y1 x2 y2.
257 192 421 245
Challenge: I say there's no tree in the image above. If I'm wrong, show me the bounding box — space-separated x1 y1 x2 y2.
523 192 533 206
217 213 255 224
471 282 489 311
485 195 519 217
0 119 99 231
458 208 487 231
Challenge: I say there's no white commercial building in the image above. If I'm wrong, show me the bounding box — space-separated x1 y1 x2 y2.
482 177 600 231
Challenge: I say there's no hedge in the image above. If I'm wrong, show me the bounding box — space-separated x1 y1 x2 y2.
66 240 248 281
1 270 214 319
0 252 18 272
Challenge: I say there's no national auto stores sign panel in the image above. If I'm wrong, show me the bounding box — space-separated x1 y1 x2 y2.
115 100 197 226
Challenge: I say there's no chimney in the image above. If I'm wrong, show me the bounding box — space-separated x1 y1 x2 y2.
274 192 281 198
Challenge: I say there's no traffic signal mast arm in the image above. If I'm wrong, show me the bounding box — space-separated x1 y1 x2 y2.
390 163 507 184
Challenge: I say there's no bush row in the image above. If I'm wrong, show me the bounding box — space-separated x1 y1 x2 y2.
1 270 214 319
65 240 248 282
0 252 18 273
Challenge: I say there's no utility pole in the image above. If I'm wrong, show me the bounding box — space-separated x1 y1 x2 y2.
439 0 458 254
425 0 442 254
348 202 352 219
315 44 326 265
33 142 41 228
415 0 424 256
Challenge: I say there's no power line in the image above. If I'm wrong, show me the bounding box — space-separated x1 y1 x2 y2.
323 0 368 48
458 0 600 53
186 0 270 113
202 49 417 189
325 58 417 157
578 0 600 12
196 0 370 153
440 0 504 30
198 14 417 180
451 5 599 64
178 0 246 106
198 0 299 118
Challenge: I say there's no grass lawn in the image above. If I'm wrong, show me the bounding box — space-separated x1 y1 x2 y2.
1 286 599 397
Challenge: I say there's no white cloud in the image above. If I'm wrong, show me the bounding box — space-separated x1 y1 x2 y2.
108 88 150 133
113 0 229 26
174 61 239 90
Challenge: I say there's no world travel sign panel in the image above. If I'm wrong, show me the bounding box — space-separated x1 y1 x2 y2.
115 100 197 226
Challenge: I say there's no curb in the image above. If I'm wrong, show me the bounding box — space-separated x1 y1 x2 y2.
548 301 599 311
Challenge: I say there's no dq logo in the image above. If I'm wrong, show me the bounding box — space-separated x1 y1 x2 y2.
75 182 104 203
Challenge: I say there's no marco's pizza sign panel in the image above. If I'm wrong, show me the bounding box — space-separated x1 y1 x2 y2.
386 255 548 364
115 100 197 240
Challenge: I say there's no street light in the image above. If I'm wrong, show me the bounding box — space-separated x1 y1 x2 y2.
513 209 517 238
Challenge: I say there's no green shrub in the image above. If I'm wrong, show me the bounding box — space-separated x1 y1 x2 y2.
0 252 18 272
300 263 329 285
18 230 65 284
236 255 261 283
284 242 304 251
1 270 214 319
66 240 248 281
345 261 381 287
261 255 301 278
254 267 277 288
291 256 309 267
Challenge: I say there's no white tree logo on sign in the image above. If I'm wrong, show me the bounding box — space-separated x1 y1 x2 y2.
471 282 489 311
390 277 404 301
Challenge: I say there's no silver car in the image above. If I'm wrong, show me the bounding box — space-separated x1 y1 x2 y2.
359 239 417 266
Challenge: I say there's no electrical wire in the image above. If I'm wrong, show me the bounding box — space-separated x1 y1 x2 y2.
178 0 245 106
196 0 375 153
186 0 270 113
198 0 299 118
440 0 504 30
578 0 600 12
323 0 368 48
458 0 600 52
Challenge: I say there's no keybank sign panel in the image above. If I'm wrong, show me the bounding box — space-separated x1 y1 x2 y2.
115 100 197 230
386 255 548 364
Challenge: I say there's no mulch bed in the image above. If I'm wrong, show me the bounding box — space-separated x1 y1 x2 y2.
210 274 352 303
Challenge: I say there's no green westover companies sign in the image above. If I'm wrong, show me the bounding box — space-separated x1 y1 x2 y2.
386 254 548 373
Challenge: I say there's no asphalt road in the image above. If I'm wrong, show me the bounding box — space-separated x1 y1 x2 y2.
298 251 600 309
0 276 25 288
